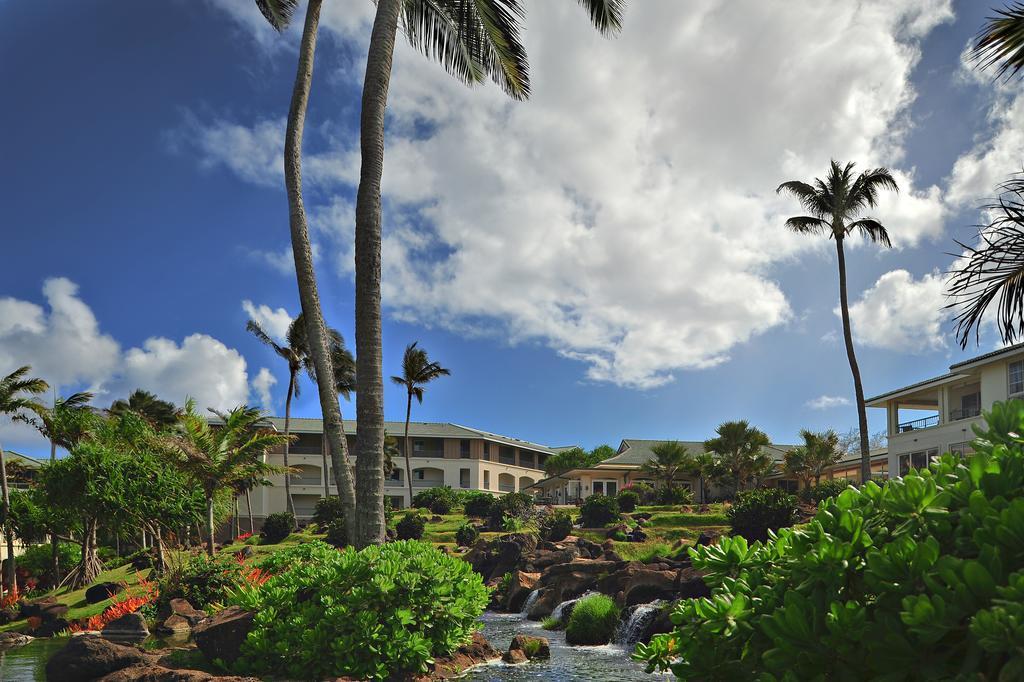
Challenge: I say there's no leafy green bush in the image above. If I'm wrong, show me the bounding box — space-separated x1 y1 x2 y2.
487 492 534 529
396 512 426 540
655 486 693 505
626 482 655 504
19 542 78 578
726 487 797 542
461 491 495 518
541 616 563 631
257 540 336 573
798 479 850 505
325 519 348 548
312 497 345 527
412 487 457 514
159 553 244 611
617 489 640 512
636 400 1024 681
260 512 295 544
580 494 620 527
231 540 490 680
565 594 619 645
539 511 573 542
454 523 479 547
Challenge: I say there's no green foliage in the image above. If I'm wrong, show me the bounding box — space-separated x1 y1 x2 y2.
160 553 244 611
541 616 564 631
396 512 426 540
539 511 573 542
412 486 458 514
635 400 1024 681
726 488 797 542
256 541 335 573
488 491 534 529
798 479 851 505
460 491 495 518
580 494 620 527
610 530 627 542
19 542 78 578
312 497 345 527
617 489 640 512
625 482 655 504
260 512 295 544
565 594 619 645
544 445 615 476
654 486 693 505
454 522 479 547
325 518 348 548
231 540 489 680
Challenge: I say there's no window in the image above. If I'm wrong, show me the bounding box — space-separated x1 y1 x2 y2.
592 480 618 496
483 443 490 461
778 479 798 493
460 468 470 488
416 469 425 480
1010 360 1024 397
483 471 490 490
460 440 471 459
499 446 515 465
519 452 535 469
388 468 401 482
414 440 425 453
388 496 404 510
949 442 974 458
899 448 937 476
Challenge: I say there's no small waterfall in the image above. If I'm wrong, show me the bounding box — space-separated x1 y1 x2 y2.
551 591 599 623
519 589 541 616
614 600 666 646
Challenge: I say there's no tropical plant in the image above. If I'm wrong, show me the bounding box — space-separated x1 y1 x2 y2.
703 420 773 494
0 366 48 593
312 495 346 528
777 161 898 482
580 494 620 527
109 389 179 429
260 511 295 545
158 552 245 612
617 489 640 512
784 429 842 488
544 444 615 475
254 0 623 548
460 490 495 518
160 401 290 555
637 400 1024 681
487 491 535 530
539 510 573 542
798 478 850 505
395 512 426 541
970 2 1024 80
565 593 619 645
454 522 479 547
391 342 450 506
642 441 696 496
411 486 457 514
726 487 798 543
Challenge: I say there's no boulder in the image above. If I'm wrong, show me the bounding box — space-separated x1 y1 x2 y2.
35 617 70 637
102 612 150 643
192 606 255 667
622 569 678 607
605 523 631 539
414 632 499 681
632 512 653 522
22 596 68 621
463 534 538 582
675 567 711 600
575 537 604 559
0 632 32 649
695 530 722 547
526 547 579 571
86 582 124 605
45 635 150 682
502 648 529 665
526 589 559 620
158 615 191 636
504 570 540 612
157 599 207 634
504 634 550 662
98 665 259 681
0 606 19 625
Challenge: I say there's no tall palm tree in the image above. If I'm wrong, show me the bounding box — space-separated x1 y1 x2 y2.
109 389 179 430
390 342 450 504
255 0 624 547
642 441 695 496
161 400 290 556
777 161 898 483
247 311 355 520
703 420 772 494
0 367 49 594
970 2 1024 80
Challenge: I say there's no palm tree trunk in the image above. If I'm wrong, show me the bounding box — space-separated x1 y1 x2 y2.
322 430 330 499
245 489 254 534
205 493 215 557
403 391 414 507
0 442 14 596
835 237 871 483
353 0 401 548
283 370 297 523
284 0 358 545
50 439 60 582
233 496 240 538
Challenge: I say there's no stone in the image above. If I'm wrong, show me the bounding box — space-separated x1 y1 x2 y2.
233 546 254 560
98 665 260 681
45 635 150 682
34 617 70 637
505 634 550 661
504 570 540 612
158 599 207 628
415 632 499 680
622 569 678 607
695 530 722 546
0 632 32 649
22 596 68 621
158 615 192 636
675 567 711 600
0 606 19 624
605 523 631 539
192 606 255 667
86 582 124 605
502 648 529 665
102 612 150 642
575 537 604 558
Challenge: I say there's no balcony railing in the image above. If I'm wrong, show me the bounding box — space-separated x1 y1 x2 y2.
949 406 981 421
898 415 940 432
498 484 515 492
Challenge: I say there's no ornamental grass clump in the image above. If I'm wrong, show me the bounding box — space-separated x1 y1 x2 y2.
231 540 490 680
565 594 619 645
635 400 1024 681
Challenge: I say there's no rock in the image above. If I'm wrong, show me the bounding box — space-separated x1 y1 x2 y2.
632 512 653 522
233 546 254 560
22 596 68 621
98 665 259 681
429 515 444 523
695 530 722 547
415 632 499 680
34 617 70 637
157 599 207 632
0 632 32 649
45 635 150 682
504 571 540 612
526 547 579 571
102 612 150 643
192 606 255 667
158 615 191 636
86 582 124 605
605 523 631 539
622 569 678 607
504 634 550 662
502 648 529 665
0 606 19 624
675 567 711 600
463 534 538 582
575 537 603 559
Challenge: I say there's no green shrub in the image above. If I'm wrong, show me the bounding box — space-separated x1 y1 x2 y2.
325 519 348 548
565 594 619 645
626 482 655 504
487 491 534 529
726 487 797 542
539 511 573 542
580 494 620 527
610 530 627 541
454 523 479 547
312 497 345 527
411 487 458 515
655 486 693 505
231 540 490 680
636 400 1024 681
260 512 295 544
798 479 851 505
396 512 426 540
461 491 495 518
257 540 336 573
159 553 244 611
541 616 563 631
19 542 78 578
617 489 640 512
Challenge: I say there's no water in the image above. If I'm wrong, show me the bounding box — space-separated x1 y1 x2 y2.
549 591 599 623
0 638 64 681
613 600 666 646
519 589 540 616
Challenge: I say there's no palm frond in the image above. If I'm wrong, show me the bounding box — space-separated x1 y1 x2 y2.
776 180 831 217
783 216 830 235
246 320 288 360
971 2 1024 80
847 167 898 213
254 0 299 32
848 218 893 248
575 0 625 36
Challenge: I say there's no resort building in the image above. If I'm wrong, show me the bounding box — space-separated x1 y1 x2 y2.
0 451 41 564
866 342 1024 477
248 418 557 522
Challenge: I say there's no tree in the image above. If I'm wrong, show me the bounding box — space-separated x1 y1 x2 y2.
109 389 179 429
836 427 887 457
254 0 623 547
777 161 898 483
642 441 695 494
704 420 773 494
970 2 1024 80
785 429 842 487
543 445 615 476
391 342 450 505
160 400 290 555
247 311 355 518
0 367 48 594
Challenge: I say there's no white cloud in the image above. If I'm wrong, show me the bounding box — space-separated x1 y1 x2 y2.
191 0 955 388
242 300 293 342
845 269 948 352
252 367 277 411
947 89 1024 207
806 395 852 410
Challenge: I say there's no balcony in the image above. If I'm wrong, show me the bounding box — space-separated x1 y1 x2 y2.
898 415 939 432
949 405 981 422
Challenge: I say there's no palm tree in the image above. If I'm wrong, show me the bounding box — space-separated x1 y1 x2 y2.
390 342 450 505
777 161 898 483
255 0 624 547
161 400 290 555
641 441 695 496
0 367 48 594
970 3 1024 80
704 420 772 494
109 389 179 429
247 311 355 519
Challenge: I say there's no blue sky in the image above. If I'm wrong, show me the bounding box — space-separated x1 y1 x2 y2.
1 1 1020 457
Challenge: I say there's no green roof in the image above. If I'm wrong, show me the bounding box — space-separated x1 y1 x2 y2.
1 451 42 469
599 439 797 467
